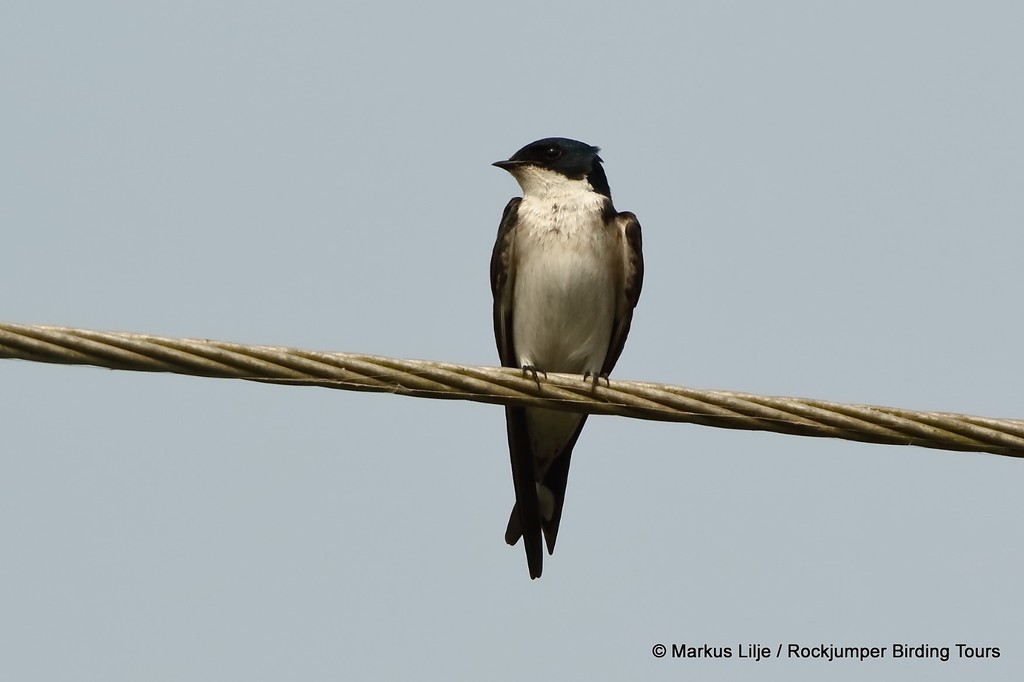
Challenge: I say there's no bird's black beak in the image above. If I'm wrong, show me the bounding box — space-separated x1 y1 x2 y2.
492 159 527 170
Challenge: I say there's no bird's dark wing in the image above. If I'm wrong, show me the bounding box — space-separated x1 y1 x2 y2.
601 211 644 376
490 198 521 367
537 415 586 555
490 198 544 579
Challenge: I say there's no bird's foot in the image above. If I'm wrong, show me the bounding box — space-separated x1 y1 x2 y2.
521 364 547 389
583 370 610 388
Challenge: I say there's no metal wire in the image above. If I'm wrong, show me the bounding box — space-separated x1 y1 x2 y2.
2 321 1023 458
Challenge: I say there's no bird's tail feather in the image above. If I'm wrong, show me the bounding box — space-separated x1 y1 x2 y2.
505 407 543 579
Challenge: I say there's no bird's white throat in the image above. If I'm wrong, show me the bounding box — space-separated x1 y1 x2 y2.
510 165 600 202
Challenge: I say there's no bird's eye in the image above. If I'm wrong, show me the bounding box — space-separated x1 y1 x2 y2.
543 146 562 161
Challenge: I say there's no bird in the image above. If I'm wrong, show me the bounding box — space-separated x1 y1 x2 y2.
490 137 644 579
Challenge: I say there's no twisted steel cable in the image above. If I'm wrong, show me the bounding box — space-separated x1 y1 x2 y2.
2 321 1023 458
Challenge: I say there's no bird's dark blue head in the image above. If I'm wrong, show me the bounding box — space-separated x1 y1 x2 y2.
493 137 611 198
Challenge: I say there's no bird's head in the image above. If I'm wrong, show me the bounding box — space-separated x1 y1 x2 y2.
493 137 611 199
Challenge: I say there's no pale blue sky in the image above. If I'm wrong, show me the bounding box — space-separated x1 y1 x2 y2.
3 2 1023 680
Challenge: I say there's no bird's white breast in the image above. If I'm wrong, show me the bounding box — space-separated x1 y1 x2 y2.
506 170 621 468
511 185 617 376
